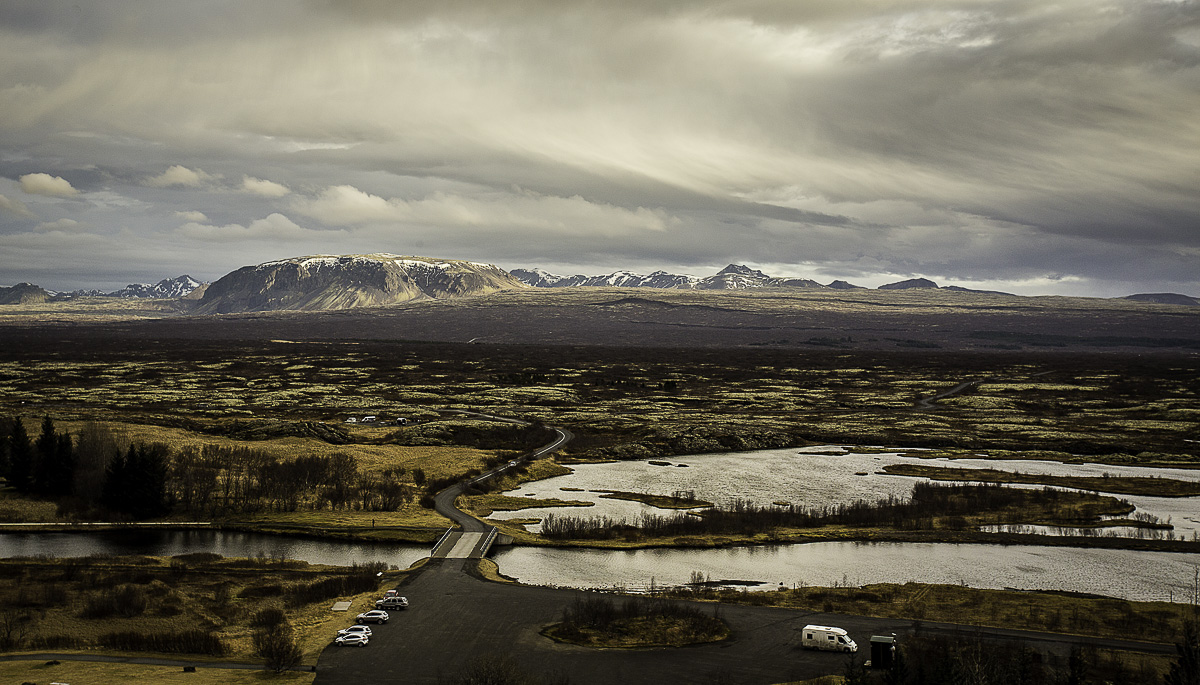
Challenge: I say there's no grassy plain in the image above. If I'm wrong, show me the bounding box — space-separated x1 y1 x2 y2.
0 661 315 685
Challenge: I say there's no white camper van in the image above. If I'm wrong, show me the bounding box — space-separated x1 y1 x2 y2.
801 625 858 653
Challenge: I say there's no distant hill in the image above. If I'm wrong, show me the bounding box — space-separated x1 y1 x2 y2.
827 280 866 290
1123 293 1199 306
879 278 939 290
196 254 525 314
0 282 50 305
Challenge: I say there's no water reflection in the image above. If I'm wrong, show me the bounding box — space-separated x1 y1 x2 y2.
491 542 1200 603
0 529 429 569
492 447 1200 537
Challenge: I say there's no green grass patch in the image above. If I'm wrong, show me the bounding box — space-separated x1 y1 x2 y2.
592 489 713 509
883 463 1200 497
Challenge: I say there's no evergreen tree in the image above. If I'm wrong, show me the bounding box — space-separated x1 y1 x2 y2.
127 443 170 519
33 416 57 495
101 446 131 514
0 418 10 481
103 443 170 519
7 418 33 492
31 417 76 497
52 431 77 496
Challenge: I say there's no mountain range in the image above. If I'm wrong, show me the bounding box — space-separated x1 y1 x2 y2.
511 264 831 290
2 257 1196 311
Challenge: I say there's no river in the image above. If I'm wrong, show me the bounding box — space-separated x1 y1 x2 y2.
2 446 1197 603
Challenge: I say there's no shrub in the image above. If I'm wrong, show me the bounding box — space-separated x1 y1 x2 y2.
254 623 303 673
250 607 287 629
99 630 226 656
80 585 148 619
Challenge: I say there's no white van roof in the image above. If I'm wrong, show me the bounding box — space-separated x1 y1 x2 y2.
802 625 848 634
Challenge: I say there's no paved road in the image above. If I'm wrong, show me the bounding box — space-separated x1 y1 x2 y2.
434 411 572 533
314 410 1175 684
315 558 911 685
313 559 1173 685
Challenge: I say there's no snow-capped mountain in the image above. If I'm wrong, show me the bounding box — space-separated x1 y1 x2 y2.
196 254 525 313
510 268 701 289
107 275 205 298
513 264 831 291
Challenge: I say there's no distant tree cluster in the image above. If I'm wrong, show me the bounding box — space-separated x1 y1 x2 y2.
1 416 166 519
0 416 75 497
1 416 415 520
540 482 1125 541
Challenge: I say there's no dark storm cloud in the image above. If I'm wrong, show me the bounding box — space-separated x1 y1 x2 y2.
0 0 1197 295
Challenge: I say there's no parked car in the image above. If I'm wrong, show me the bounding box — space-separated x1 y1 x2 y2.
375 596 408 610
357 609 390 624
337 625 372 637
800 625 857 653
335 633 369 647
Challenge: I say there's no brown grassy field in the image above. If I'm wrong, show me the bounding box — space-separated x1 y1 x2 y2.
0 554 408 666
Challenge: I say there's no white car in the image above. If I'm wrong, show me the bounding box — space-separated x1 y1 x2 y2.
357 609 389 624
335 633 369 647
337 625 372 637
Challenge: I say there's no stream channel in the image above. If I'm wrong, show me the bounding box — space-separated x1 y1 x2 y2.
1 447 1197 603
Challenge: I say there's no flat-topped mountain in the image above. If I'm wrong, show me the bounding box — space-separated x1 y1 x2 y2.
195 254 525 314
1124 293 1198 306
0 282 50 305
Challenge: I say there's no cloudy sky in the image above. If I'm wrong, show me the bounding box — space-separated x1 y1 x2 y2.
1 0 1198 295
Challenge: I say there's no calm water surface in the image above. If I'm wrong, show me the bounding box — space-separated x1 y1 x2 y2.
0 529 429 569
492 447 1200 536
490 542 1200 603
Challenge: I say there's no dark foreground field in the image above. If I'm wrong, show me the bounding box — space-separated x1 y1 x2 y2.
3 287 1199 353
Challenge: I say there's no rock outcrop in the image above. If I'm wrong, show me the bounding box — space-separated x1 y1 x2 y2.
0 283 50 305
196 254 525 313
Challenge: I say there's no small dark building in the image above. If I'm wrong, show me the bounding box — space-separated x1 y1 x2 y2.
870 635 896 669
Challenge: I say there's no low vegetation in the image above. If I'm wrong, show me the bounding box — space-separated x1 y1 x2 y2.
593 489 713 509
542 594 728 648
882 463 1200 497
0 553 392 666
537 482 1138 543
668 581 1198 646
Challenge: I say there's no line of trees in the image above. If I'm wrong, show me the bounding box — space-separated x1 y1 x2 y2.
539 482 1129 540
1 416 417 520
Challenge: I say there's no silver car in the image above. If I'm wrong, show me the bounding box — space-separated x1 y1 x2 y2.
357 609 390 624
338 624 372 637
335 633 369 647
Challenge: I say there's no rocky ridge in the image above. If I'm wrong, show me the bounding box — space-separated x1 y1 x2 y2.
195 254 526 314
0 283 50 305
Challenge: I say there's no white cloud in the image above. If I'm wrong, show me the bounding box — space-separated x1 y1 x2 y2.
144 165 220 188
174 210 209 222
176 212 336 242
240 176 290 198
294 185 673 237
19 173 79 197
35 218 81 232
0 194 36 218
